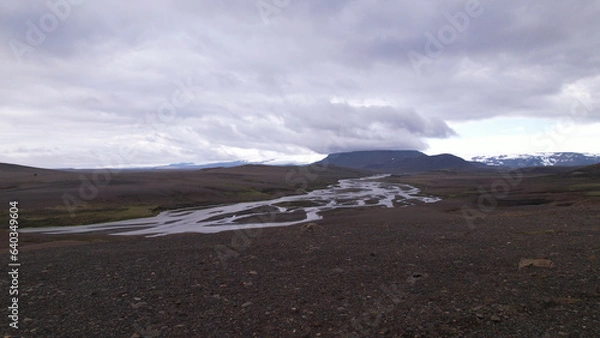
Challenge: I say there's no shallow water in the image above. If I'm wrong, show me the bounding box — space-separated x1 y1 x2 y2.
23 175 440 236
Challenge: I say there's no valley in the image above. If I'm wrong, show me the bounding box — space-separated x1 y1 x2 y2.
1 158 599 337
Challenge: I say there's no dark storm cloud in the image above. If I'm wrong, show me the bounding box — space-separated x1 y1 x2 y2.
1 0 599 167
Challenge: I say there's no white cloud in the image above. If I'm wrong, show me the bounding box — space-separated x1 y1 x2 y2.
1 0 599 167
426 118 600 158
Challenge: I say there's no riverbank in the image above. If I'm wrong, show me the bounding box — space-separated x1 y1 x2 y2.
20 175 440 237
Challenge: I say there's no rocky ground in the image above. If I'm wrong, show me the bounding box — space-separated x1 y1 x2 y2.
2 198 599 337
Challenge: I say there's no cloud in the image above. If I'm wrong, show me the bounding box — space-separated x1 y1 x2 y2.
1 0 599 167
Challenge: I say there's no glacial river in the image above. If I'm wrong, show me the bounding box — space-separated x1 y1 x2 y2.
23 175 440 237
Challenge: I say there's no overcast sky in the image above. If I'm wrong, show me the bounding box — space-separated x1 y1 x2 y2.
2 0 599 168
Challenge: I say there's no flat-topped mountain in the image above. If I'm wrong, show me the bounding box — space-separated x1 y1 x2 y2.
315 150 480 173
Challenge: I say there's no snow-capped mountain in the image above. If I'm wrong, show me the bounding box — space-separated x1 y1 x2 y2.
471 152 600 168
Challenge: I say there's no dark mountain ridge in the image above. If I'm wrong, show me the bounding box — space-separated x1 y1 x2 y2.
316 150 482 174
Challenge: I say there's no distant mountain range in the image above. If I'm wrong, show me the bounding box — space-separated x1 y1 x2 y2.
159 152 600 172
152 161 250 170
471 152 600 168
316 150 483 173
10 151 599 172
124 159 303 170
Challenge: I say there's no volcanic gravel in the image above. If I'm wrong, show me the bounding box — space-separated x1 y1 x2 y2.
2 201 599 337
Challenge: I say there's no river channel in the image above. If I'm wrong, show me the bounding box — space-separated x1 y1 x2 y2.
23 175 440 237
